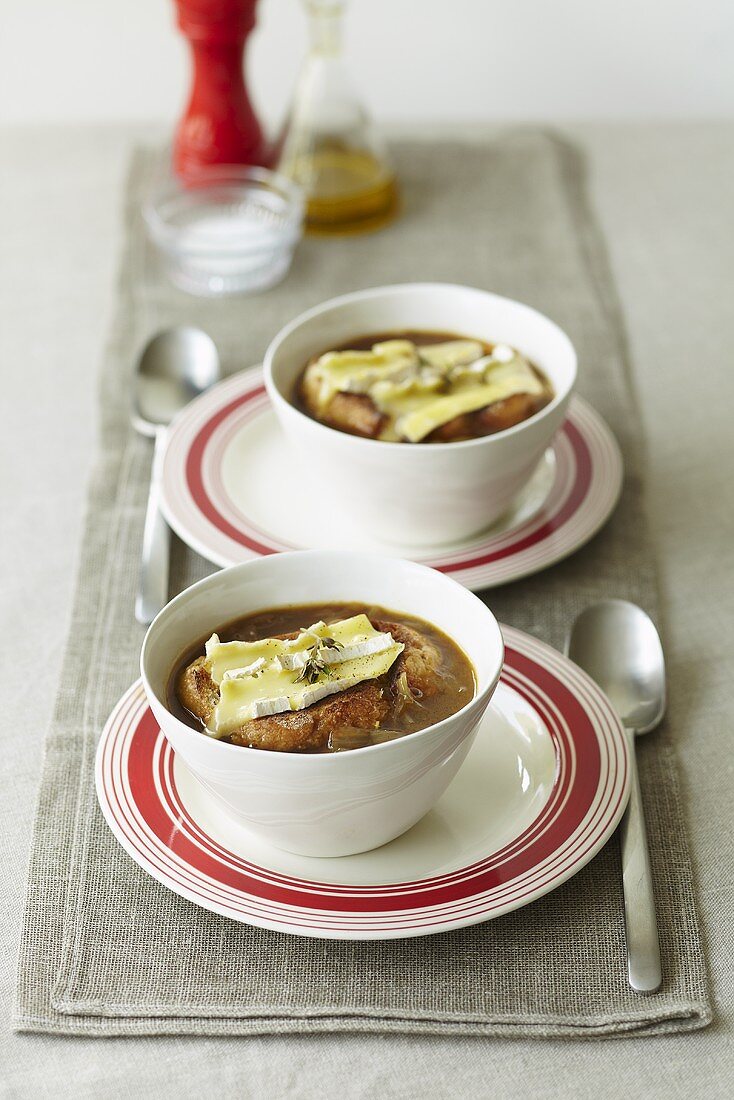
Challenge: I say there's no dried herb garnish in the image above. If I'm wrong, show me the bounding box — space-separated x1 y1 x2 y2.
295 650 328 685
294 636 343 685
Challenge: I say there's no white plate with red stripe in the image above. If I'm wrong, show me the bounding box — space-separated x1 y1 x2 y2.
96 625 629 940
160 366 623 591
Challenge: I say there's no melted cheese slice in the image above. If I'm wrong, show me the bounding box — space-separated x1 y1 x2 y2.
417 340 484 370
203 616 404 737
395 358 544 442
213 645 402 737
306 340 418 411
371 372 445 407
206 615 388 684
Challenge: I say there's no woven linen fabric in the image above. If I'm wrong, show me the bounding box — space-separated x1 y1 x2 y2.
14 131 710 1037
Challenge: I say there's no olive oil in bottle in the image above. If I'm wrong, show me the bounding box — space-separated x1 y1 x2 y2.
277 1 398 236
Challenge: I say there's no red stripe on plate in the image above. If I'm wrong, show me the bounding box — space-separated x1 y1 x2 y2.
185 387 277 557
121 647 602 913
185 390 593 572
155 662 573 895
434 422 591 572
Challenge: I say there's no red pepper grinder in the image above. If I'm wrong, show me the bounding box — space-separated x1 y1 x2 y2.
173 0 268 181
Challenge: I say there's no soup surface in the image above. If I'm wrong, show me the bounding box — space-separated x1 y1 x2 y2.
170 602 475 753
295 330 553 443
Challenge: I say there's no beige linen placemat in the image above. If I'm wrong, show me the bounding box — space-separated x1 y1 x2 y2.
15 132 710 1037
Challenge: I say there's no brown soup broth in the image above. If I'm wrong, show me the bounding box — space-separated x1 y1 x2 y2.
168 602 476 752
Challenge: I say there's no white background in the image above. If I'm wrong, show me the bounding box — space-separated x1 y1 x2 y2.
2 0 733 131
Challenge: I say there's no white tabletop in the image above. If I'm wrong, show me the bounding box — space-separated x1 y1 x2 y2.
1 123 732 1097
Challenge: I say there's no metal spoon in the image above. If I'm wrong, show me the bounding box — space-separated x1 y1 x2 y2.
566 599 665 993
132 327 221 624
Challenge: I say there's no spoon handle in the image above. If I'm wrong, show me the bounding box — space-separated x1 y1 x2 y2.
620 730 662 992
135 429 170 626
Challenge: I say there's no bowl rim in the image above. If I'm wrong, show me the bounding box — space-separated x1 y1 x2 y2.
140 550 505 763
264 282 577 453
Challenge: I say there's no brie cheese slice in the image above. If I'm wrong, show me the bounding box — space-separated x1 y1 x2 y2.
221 657 268 681
307 340 419 411
418 340 484 371
277 631 397 670
204 614 405 737
211 643 403 736
396 367 544 442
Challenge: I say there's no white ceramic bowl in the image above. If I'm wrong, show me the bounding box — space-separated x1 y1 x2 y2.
141 550 503 857
264 283 577 545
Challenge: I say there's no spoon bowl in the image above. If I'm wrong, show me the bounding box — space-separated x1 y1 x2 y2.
567 599 666 735
132 326 221 435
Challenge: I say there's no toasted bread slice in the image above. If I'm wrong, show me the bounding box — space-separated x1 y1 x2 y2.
177 620 440 752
